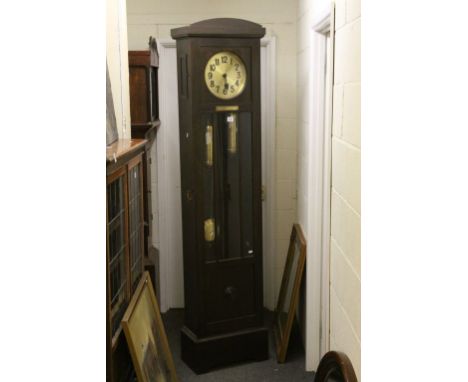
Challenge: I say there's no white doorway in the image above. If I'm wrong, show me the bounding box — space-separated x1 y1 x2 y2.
306 4 335 370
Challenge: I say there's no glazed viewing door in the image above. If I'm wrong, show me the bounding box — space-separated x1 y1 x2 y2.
202 111 254 262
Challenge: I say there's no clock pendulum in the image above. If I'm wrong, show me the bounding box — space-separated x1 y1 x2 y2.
171 18 268 374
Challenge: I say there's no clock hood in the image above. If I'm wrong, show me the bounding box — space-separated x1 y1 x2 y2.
171 18 266 39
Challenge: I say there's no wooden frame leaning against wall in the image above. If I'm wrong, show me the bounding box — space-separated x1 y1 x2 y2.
121 271 179 382
273 223 307 363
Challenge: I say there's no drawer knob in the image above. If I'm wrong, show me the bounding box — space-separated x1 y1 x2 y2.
224 285 238 300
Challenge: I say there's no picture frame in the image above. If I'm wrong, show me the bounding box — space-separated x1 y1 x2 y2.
273 223 307 363
121 271 179 382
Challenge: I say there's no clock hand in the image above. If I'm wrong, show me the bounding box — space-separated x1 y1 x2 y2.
222 73 229 90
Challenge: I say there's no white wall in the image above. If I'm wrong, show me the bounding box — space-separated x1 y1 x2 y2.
296 0 311 237
107 0 131 139
296 0 360 377
329 0 360 378
126 0 298 307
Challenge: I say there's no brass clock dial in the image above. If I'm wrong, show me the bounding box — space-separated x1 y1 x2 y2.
204 51 246 100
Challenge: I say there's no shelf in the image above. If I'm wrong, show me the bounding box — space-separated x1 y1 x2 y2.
106 139 146 163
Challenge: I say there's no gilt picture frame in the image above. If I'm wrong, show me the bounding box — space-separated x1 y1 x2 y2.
121 271 178 382
273 223 307 363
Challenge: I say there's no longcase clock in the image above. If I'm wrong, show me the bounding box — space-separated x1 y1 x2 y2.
171 18 268 373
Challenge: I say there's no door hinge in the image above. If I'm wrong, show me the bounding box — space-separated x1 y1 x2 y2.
261 185 266 201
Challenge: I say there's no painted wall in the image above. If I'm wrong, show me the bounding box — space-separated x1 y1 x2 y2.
296 0 360 377
296 0 313 237
329 0 360 378
107 0 131 139
126 0 298 307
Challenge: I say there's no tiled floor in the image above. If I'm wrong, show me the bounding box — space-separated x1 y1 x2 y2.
162 309 315 382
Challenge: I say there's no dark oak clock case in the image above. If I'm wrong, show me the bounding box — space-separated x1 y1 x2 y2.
171 18 268 373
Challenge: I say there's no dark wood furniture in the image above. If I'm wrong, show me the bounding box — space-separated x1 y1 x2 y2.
128 44 160 259
315 351 358 382
171 18 268 373
128 42 159 137
106 139 147 382
128 42 161 297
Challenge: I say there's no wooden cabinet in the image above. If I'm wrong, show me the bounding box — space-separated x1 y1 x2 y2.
128 42 160 260
106 139 147 382
128 48 159 139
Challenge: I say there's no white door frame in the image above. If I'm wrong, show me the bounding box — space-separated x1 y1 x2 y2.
156 37 277 313
157 39 183 313
306 4 334 371
261 36 277 311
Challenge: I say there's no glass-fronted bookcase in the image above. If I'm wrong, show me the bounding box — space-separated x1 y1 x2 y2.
106 139 146 382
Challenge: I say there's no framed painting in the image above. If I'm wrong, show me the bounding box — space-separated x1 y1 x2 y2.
273 223 307 363
121 271 178 382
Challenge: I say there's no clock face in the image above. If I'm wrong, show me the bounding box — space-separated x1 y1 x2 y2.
204 51 246 100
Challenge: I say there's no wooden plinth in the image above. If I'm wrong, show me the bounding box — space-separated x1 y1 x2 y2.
180 325 269 374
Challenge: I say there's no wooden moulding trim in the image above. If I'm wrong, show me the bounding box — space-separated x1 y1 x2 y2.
127 152 143 170
107 166 126 185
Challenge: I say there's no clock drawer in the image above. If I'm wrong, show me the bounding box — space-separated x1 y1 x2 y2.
204 261 258 334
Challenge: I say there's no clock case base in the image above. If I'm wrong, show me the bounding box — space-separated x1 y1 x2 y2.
181 325 269 374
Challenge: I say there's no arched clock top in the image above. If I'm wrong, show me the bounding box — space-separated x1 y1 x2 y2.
171 18 266 39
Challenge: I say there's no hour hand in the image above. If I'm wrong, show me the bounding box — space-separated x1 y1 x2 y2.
222 73 229 89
